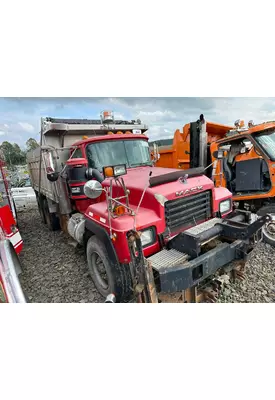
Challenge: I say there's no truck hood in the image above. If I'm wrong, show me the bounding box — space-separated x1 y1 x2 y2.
103 166 213 213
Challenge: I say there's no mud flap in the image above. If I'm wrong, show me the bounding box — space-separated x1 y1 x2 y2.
127 230 158 303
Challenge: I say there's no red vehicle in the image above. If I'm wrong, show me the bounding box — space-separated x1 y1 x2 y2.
0 157 26 303
27 112 268 303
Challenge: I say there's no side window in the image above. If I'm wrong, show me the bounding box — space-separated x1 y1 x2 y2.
71 148 83 158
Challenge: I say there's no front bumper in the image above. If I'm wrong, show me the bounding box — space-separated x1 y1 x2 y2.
148 211 270 293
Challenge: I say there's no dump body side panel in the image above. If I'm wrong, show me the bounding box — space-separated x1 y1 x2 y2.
26 128 90 212
27 147 57 202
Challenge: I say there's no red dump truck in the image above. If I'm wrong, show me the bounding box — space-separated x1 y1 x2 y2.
26 112 268 303
0 157 26 303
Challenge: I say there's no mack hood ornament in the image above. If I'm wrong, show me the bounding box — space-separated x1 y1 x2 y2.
178 174 189 184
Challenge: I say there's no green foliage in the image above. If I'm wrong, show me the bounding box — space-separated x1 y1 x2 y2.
0 141 25 167
26 138 39 151
0 137 39 167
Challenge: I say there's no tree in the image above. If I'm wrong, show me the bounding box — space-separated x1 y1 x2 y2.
26 138 39 151
0 137 39 168
0 141 26 167
13 144 26 164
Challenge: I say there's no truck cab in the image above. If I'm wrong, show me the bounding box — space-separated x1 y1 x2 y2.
65 133 234 259
210 120 275 245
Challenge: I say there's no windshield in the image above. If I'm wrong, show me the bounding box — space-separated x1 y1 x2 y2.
254 129 275 160
86 139 152 171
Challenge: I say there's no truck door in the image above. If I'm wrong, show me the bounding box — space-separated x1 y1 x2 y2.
212 137 272 195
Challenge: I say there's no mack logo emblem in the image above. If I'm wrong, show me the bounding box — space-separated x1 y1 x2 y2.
175 186 203 197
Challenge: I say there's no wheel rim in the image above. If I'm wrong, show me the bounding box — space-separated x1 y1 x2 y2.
262 213 275 243
91 252 109 290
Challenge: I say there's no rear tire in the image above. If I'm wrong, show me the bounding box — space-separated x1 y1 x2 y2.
36 193 47 224
42 198 60 231
257 205 275 246
86 236 133 303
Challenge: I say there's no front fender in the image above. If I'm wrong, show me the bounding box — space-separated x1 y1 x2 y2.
85 218 120 267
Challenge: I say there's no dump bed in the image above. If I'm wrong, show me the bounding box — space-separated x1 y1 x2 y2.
27 114 149 210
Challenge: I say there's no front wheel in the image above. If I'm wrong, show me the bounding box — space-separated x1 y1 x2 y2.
86 236 133 302
257 205 275 246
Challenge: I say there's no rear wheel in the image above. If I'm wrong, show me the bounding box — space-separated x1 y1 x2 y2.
36 193 47 224
86 236 133 302
257 205 275 246
42 198 60 231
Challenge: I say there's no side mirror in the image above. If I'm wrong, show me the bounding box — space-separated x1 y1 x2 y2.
47 172 59 182
43 151 55 174
84 180 103 199
243 140 253 151
152 143 160 164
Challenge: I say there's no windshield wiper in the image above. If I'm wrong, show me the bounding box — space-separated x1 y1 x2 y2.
130 162 153 167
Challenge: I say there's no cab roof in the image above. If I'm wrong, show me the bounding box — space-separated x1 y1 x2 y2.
216 121 275 143
73 134 149 147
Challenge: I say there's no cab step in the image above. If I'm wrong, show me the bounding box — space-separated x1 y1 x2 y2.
184 217 222 236
148 248 189 271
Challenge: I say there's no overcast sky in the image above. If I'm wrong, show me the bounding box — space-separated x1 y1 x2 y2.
1 97 275 147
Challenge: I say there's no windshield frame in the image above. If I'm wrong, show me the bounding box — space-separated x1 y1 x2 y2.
85 138 153 172
253 129 275 161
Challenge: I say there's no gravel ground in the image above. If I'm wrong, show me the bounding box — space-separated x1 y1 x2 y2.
18 207 275 303
217 241 275 303
19 207 104 303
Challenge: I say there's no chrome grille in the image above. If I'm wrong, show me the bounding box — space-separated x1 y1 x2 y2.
165 190 212 232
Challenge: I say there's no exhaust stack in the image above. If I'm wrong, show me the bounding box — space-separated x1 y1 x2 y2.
190 114 208 169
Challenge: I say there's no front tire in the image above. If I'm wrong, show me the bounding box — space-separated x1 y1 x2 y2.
257 205 275 246
86 236 133 302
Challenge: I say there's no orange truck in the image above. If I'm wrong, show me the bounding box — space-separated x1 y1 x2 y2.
155 116 275 246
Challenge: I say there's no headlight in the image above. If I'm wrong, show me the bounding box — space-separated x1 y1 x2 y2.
140 227 155 247
114 165 126 176
219 199 231 214
103 164 127 178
